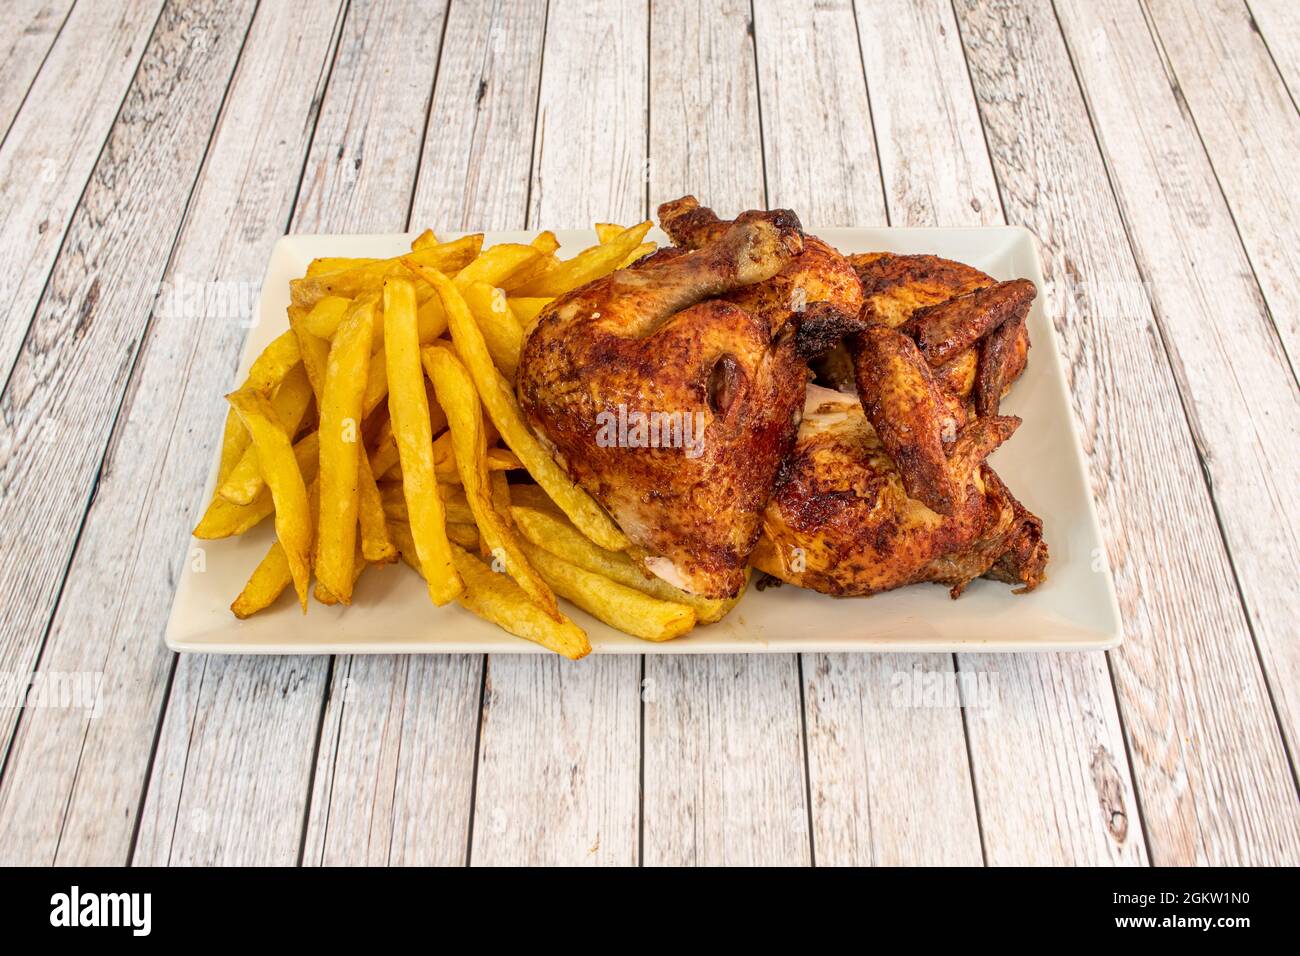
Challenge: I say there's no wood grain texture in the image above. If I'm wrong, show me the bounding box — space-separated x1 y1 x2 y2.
0 0 163 386
467 0 646 867
527 0 649 227
0 0 347 866
751 0 886 225
302 0 548 867
470 655 639 866
1143 0 1300 370
301 655 482 865
803 655 981 865
137 0 453 866
854 0 1143 866
0 0 257 828
956 0 1300 864
638 0 810 868
0 0 74 141
752 0 984 866
1247 0 1300 105
410 0 548 230
1056 0 1300 839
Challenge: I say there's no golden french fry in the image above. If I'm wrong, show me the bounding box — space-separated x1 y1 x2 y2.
521 539 695 641
506 296 553 330
361 347 388 415
195 432 320 539
512 221 651 296
218 364 314 505
216 329 302 482
454 243 543 289
315 298 374 602
510 503 742 624
290 307 332 401
405 262 628 552
424 344 558 619
594 223 624 244
226 389 312 609
231 541 292 619
290 235 484 309
357 450 395 563
386 520 583 655
411 228 439 250
306 256 381 278
530 231 560 255
300 295 352 338
461 282 524 379
384 277 462 604
620 241 655 268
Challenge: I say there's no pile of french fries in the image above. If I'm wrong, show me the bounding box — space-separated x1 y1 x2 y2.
194 223 740 659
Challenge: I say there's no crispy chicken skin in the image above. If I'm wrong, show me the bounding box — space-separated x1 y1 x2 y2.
659 196 865 337
846 253 1035 415
852 325 965 515
752 386 1047 597
517 210 812 599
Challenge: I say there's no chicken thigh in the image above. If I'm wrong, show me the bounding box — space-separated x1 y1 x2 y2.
517 210 819 598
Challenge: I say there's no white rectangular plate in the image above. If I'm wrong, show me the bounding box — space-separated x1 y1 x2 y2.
166 227 1121 654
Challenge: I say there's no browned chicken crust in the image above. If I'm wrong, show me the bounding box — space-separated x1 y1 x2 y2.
517 210 810 599
902 278 1036 368
752 387 1046 597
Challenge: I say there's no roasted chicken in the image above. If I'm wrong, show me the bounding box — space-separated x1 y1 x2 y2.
752 385 1047 596
517 209 820 599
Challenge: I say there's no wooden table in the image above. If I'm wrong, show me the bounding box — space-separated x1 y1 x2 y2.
0 0 1296 867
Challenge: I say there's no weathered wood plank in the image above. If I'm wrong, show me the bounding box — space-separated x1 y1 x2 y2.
751 0 983 866
636 0 810 869
0 0 337 867
752 0 885 225
0 0 348 867
0 0 163 386
0 0 259 864
301 0 548 867
1057 0 1300 846
1247 0 1300 105
1144 0 1300 370
855 0 1143 866
410 0 548 231
470 0 646 867
135 0 453 866
956 0 1300 864
0 0 74 141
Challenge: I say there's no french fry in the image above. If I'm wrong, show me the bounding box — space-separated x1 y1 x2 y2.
530 230 560 255
461 282 524 379
454 243 543 289
226 389 313 610
424 344 558 619
194 432 320 539
520 539 696 641
620 241 655 268
356 449 396 563
306 256 380 278
290 235 484 309
405 262 628 552
510 503 742 624
384 277 462 604
411 228 439 250
594 223 624 243
511 221 651 296
378 481 474 525
231 541 293 619
290 307 332 401
216 329 302 482
506 297 553 330
498 232 563 292
299 295 352 339
361 347 388 415
315 298 374 602
386 521 587 658
218 364 314 505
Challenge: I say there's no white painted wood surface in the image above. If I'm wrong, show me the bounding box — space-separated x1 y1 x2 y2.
0 0 1295 867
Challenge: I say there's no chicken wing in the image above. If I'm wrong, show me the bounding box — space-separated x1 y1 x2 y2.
751 386 1047 597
